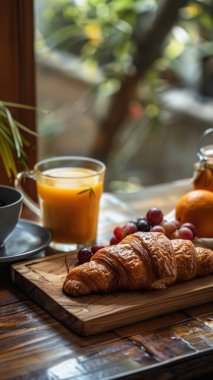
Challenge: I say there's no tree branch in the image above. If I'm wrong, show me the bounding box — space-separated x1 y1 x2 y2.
91 0 189 162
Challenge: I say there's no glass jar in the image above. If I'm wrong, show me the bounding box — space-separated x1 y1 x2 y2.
193 128 213 191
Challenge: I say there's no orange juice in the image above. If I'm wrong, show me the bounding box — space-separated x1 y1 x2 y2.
37 167 103 245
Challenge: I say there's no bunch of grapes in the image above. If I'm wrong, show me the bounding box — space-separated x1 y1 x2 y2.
78 244 106 264
78 207 197 264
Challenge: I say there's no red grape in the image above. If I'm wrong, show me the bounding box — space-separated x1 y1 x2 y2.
122 222 138 236
110 236 119 245
146 208 163 225
162 221 177 235
150 225 165 233
114 222 137 241
78 248 93 264
113 225 124 241
181 223 197 238
91 244 106 253
178 227 194 241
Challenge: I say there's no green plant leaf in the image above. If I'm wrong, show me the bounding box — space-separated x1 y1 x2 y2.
77 187 95 198
2 101 49 114
0 125 14 147
0 134 17 177
0 101 34 177
15 120 38 136
4 107 23 157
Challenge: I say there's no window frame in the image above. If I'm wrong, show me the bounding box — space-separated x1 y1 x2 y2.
0 0 36 185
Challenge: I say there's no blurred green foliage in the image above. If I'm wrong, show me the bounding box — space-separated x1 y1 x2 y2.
36 0 213 122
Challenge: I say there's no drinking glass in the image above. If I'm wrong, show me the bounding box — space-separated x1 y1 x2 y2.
15 156 105 252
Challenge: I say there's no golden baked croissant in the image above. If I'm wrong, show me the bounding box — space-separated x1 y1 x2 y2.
63 232 213 297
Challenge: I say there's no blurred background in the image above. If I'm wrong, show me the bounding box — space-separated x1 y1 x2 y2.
34 0 213 192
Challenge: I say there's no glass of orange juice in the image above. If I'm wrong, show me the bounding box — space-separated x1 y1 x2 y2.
15 157 105 251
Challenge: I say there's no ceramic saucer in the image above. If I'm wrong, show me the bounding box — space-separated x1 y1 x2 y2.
0 219 51 263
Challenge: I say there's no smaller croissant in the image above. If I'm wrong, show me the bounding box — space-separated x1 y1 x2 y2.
63 232 213 297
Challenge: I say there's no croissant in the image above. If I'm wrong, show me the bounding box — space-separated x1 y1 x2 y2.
63 232 213 297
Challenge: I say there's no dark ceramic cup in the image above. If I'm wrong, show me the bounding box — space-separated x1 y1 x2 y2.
0 185 23 247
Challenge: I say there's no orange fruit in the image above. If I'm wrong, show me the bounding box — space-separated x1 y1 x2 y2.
175 189 213 238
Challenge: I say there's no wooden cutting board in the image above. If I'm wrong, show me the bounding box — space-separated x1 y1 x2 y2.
11 252 213 336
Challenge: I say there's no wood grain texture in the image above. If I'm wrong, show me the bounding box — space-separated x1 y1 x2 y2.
0 278 27 307
1 298 213 380
11 252 213 336
114 311 189 337
1 182 213 379
0 300 118 379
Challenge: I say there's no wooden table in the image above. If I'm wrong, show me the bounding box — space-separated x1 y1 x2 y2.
1 179 213 379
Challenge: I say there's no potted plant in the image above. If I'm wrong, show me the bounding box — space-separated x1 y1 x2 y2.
0 101 37 179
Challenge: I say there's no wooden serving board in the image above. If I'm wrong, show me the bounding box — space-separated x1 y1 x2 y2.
11 252 213 336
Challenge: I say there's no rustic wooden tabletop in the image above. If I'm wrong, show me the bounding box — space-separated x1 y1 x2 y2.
1 178 213 380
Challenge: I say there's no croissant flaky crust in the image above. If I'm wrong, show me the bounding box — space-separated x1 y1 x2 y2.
63 232 213 297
